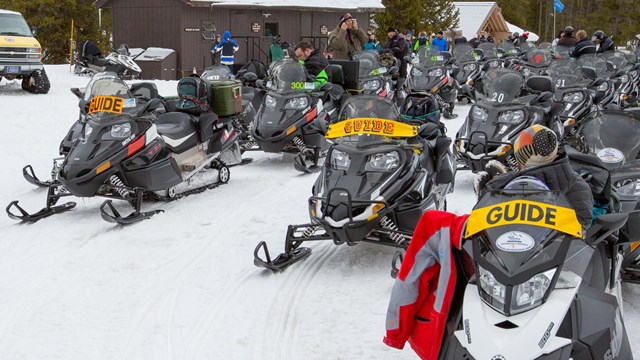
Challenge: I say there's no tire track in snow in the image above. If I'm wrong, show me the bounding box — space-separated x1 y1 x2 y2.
257 242 339 360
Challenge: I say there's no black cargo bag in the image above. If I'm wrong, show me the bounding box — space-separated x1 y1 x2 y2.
176 74 211 115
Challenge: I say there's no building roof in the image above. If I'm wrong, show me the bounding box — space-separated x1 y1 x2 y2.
191 0 384 10
453 2 509 38
0 9 22 15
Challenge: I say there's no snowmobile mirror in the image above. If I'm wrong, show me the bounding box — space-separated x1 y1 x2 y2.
606 61 615 71
255 79 266 89
144 98 164 113
586 212 630 246
242 72 259 82
70 87 84 99
78 99 90 114
30 26 37 37
581 67 597 80
619 210 640 243
388 66 399 75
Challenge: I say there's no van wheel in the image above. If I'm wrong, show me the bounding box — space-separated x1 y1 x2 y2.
24 69 50 94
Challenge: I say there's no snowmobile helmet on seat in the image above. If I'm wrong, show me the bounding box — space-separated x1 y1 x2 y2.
504 175 551 191
176 74 211 115
564 26 574 36
400 95 440 125
514 125 559 168
592 30 606 43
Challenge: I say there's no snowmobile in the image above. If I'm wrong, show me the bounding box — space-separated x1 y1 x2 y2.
452 43 484 103
7 72 242 225
74 41 141 79
251 59 340 173
253 95 455 271
409 46 459 119
350 51 398 100
455 67 563 175
436 178 637 359
601 51 639 108
521 46 553 78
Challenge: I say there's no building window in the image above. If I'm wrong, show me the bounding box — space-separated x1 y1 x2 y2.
202 21 216 40
264 22 278 37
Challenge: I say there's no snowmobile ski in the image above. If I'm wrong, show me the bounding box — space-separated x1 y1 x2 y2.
253 241 312 271
6 200 76 222
23 164 59 188
100 200 164 225
293 148 322 173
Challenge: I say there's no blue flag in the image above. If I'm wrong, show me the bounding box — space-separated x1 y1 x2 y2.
554 0 565 12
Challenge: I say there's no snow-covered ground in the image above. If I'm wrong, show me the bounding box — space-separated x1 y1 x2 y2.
0 65 638 359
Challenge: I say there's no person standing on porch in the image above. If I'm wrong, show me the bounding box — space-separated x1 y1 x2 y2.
214 30 239 73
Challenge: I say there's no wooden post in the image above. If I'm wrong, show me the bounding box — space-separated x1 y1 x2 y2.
69 19 74 73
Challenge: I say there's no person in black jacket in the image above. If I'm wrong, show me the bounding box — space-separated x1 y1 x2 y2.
478 125 593 230
593 30 615 53
383 27 408 79
294 41 332 90
571 30 596 58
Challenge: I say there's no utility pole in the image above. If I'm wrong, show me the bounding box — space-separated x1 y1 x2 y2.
539 0 543 39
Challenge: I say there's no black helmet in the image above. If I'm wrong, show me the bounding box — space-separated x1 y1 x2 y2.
564 26 574 35
592 30 605 42
513 32 520 38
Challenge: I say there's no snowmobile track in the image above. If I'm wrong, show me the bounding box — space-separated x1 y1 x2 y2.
258 243 339 360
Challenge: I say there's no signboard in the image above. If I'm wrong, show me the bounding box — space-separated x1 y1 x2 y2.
184 28 200 32
251 22 261 33
320 25 328 35
554 0 564 12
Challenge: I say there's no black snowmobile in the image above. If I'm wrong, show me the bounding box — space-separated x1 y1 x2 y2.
350 51 398 100
251 59 340 172
7 73 242 224
452 43 484 103
455 67 563 174
409 46 459 119
74 41 141 79
521 46 553 78
253 95 455 271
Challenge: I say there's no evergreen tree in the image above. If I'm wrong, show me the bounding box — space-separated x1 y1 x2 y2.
374 0 459 43
422 0 460 36
0 0 110 64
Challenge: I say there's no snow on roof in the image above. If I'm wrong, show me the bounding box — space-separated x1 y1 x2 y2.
0 9 22 15
453 2 498 38
136 47 175 60
506 21 539 42
191 0 384 10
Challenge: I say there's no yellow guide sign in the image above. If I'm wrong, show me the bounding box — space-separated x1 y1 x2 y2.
88 96 124 114
465 199 583 238
326 118 418 139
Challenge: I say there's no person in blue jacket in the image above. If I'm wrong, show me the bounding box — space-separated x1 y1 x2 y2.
364 28 381 52
431 31 448 52
214 31 240 73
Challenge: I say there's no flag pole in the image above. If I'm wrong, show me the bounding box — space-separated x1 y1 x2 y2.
553 4 555 42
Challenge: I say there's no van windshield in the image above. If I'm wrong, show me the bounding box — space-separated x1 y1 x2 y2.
0 13 33 37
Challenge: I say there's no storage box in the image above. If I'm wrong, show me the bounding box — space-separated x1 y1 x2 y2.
210 80 243 116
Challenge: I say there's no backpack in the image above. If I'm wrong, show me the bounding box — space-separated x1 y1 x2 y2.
176 74 210 115
237 60 267 80
401 95 441 126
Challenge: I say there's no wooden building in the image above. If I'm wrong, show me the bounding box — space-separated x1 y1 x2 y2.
95 0 384 78
451 2 511 42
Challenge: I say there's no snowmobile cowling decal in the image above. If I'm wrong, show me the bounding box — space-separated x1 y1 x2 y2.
326 118 418 139
88 96 124 115
465 200 582 238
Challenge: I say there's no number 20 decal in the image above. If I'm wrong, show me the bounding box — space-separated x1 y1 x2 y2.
491 92 505 102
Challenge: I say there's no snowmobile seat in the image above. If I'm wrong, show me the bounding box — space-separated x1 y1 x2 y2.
196 112 221 143
526 76 555 94
155 112 199 154
130 82 159 100
330 64 344 86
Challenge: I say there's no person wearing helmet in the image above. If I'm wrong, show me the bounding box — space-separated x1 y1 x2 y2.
511 31 521 46
593 30 615 53
558 26 578 47
477 125 593 229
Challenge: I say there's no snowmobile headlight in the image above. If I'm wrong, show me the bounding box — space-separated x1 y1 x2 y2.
615 179 640 196
463 63 477 71
470 106 488 122
365 151 400 172
110 123 132 139
428 68 444 77
363 79 382 91
411 68 423 77
488 60 500 68
285 96 308 110
511 268 557 315
562 92 584 103
265 95 277 109
330 149 351 171
597 82 609 92
619 74 630 83
478 265 506 311
497 110 526 125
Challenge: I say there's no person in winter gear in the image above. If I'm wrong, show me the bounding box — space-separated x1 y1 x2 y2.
431 31 448 52
327 12 368 60
364 28 381 52
384 210 470 360
413 31 430 50
214 31 239 73
210 35 222 66
571 30 596 58
558 26 578 47
294 41 331 90
593 30 615 53
269 35 286 63
405 33 414 55
479 125 593 229
383 27 408 79
551 30 564 48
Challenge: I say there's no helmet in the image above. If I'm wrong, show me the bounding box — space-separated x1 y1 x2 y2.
513 32 520 38
564 26 574 35
400 95 439 123
504 175 550 191
592 30 605 42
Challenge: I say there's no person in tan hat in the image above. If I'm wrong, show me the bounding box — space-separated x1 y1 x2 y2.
327 12 368 60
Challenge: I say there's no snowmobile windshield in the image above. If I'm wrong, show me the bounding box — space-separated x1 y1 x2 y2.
267 60 308 93
482 68 524 103
453 43 482 62
338 96 399 121
201 65 234 81
578 54 614 78
581 111 640 167
602 51 631 71
538 42 552 50
547 59 585 88
352 51 386 77
519 41 534 53
526 48 553 67
332 96 406 145
498 41 519 56
416 46 449 68
83 72 133 101
553 45 573 59
478 43 498 59
0 13 33 37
